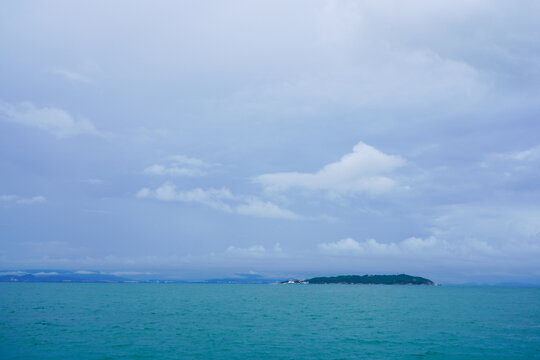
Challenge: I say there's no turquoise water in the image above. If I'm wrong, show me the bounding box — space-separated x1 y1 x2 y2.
1 284 539 359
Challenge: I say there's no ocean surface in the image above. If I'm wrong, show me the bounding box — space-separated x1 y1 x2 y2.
1 284 539 359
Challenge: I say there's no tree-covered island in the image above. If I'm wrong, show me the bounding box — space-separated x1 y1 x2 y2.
281 274 435 285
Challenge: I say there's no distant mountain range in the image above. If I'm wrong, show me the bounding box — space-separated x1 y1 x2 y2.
0 271 129 283
2 271 539 286
0 270 281 284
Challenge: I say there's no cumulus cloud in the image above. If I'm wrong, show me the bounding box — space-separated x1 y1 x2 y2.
143 155 209 177
0 101 102 138
319 237 396 254
137 182 302 220
1 194 46 205
254 142 405 196
137 183 234 212
318 236 500 258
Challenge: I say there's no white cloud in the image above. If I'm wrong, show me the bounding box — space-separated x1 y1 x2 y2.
51 68 93 84
86 178 104 184
143 155 209 177
144 165 203 177
137 182 234 212
105 271 156 276
0 194 46 205
0 101 102 138
135 188 151 198
137 183 302 220
236 199 301 220
318 237 399 255
167 155 206 167
254 142 405 196
74 270 97 274
33 271 59 276
224 242 284 258
318 236 500 258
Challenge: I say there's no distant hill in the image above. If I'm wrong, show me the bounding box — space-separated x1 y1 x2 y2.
202 272 283 284
0 271 128 283
0 270 281 284
282 274 435 285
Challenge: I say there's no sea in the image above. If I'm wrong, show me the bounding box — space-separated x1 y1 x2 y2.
1 283 539 359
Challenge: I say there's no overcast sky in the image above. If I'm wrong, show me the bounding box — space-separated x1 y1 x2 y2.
1 1 540 283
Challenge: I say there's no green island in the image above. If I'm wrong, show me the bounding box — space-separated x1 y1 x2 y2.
282 274 435 285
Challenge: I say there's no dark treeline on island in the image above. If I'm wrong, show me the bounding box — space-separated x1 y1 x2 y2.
282 274 435 285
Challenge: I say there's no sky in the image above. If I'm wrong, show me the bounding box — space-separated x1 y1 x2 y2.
1 1 540 283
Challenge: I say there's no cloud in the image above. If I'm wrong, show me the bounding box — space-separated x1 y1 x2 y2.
143 155 209 177
235 199 301 220
17 196 46 205
74 270 96 274
254 142 405 196
137 182 302 220
105 271 156 276
4 242 287 272
318 237 399 255
86 178 104 184
33 271 59 276
224 242 284 258
144 165 203 176
137 183 234 212
318 236 500 258
500 145 540 162
225 245 267 257
0 101 103 138
1 194 46 205
51 68 93 84
433 203 540 243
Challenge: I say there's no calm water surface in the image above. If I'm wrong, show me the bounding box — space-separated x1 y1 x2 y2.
1 284 539 359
